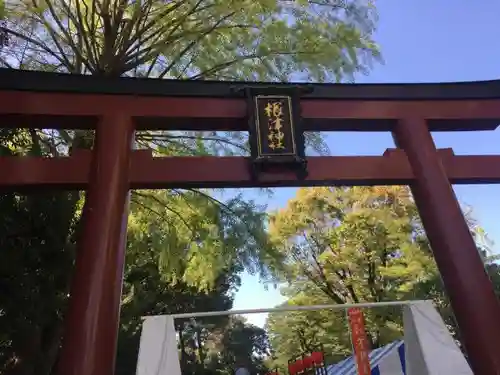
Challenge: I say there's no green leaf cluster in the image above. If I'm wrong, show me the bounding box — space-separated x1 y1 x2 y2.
269 186 436 304
129 189 279 290
1 0 380 80
201 316 271 375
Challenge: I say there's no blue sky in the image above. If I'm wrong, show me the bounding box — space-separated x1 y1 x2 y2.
231 0 500 328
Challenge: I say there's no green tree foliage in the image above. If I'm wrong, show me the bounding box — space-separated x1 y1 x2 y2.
202 316 271 375
269 186 436 307
130 189 279 289
1 0 379 80
0 129 81 375
265 186 499 370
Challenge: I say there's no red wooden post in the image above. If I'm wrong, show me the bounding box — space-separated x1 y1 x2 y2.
393 117 500 375
57 114 134 375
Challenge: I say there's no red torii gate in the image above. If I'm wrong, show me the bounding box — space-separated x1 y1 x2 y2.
1 69 500 375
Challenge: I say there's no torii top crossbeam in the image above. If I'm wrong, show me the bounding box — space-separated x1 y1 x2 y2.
0 68 500 190
1 68 499 375
2 68 500 132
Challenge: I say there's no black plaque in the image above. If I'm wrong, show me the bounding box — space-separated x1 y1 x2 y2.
237 85 308 179
254 95 297 157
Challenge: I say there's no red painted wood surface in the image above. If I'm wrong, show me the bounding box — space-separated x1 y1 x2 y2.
393 118 500 375
56 114 133 375
0 149 498 189
1 91 500 131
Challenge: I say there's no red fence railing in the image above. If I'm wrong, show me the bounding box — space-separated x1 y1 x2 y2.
288 349 327 375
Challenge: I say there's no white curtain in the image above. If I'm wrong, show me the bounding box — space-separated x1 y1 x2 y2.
403 300 473 375
136 315 182 375
376 347 405 375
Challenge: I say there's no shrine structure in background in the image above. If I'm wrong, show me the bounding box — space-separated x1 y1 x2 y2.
1 69 500 375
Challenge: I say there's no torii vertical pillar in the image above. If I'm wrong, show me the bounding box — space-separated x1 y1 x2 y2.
57 114 134 375
393 118 500 375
